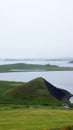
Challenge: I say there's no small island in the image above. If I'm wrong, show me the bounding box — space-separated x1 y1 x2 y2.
0 63 73 72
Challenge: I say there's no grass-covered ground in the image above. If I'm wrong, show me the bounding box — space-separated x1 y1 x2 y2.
0 81 23 104
0 107 73 130
0 80 73 130
0 63 73 72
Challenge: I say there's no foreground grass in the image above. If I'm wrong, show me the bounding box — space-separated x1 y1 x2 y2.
0 107 73 130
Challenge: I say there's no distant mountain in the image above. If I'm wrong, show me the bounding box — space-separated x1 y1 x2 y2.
2 57 73 61
4 77 72 106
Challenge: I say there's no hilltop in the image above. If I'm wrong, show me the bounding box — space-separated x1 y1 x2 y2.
1 77 72 107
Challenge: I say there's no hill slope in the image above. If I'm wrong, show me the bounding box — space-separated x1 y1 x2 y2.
4 77 72 106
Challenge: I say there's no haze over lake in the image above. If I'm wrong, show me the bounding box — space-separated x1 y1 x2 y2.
0 60 73 67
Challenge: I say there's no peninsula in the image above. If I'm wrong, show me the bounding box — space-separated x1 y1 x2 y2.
0 63 73 72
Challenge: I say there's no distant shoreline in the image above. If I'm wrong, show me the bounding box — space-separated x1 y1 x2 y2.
0 63 73 72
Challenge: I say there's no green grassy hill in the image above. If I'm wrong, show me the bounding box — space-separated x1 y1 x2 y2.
2 77 71 107
4 77 61 105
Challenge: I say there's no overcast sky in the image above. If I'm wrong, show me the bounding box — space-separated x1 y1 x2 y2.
0 0 73 58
